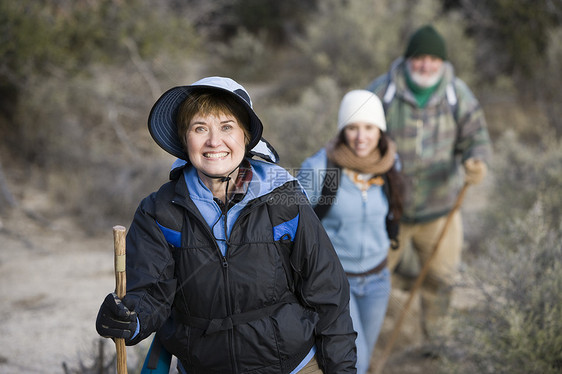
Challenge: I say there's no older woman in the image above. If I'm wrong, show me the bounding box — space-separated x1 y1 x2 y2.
298 90 404 374
95 77 357 374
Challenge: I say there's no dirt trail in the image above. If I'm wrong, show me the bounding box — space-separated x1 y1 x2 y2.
0 208 150 373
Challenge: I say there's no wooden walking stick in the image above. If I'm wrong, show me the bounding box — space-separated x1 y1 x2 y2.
373 183 470 374
113 225 128 374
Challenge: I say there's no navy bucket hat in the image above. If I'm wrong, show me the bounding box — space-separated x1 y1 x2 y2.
148 76 276 163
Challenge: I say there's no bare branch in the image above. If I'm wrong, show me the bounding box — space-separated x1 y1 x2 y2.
123 37 162 101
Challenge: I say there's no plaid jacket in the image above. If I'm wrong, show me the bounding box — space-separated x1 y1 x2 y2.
367 58 492 222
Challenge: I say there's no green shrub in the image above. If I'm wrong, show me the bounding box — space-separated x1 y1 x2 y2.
441 130 562 373
483 130 562 234
0 0 197 80
287 0 474 90
208 28 269 81
260 76 341 168
443 203 562 373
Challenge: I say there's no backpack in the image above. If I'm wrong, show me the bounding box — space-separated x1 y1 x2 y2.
312 158 400 250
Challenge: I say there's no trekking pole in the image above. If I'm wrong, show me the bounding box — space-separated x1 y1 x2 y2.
113 225 128 374
373 183 470 374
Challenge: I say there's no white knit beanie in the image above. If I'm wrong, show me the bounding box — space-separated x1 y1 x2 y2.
337 90 386 132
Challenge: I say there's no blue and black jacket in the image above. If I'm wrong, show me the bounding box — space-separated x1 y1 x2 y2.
122 158 357 374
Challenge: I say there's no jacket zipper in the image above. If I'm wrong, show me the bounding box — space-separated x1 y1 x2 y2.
224 197 270 373
173 198 238 371
173 195 271 373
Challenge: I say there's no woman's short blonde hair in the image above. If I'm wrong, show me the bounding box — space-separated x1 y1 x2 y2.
176 89 251 149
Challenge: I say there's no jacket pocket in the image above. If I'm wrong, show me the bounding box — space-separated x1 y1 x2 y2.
159 316 192 366
270 303 318 359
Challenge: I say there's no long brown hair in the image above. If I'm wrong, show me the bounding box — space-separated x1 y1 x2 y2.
379 132 405 222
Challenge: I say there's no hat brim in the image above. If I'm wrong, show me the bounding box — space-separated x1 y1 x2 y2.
148 85 263 161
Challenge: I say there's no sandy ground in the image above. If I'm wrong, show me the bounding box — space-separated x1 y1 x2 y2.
0 207 152 373
0 183 487 374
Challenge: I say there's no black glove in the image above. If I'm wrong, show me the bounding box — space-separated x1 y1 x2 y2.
96 292 137 340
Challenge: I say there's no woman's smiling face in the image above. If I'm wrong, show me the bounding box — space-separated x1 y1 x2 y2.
186 111 247 179
343 122 381 158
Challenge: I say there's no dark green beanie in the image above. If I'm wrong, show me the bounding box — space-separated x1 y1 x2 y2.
404 25 447 60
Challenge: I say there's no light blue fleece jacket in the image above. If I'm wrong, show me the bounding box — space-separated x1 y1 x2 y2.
180 158 297 256
298 148 390 273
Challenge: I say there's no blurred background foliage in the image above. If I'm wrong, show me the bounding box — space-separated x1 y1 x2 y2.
1 0 562 370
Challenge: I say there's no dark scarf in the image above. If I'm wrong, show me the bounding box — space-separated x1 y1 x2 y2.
325 136 396 175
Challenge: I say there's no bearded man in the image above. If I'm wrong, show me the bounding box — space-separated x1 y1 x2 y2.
367 25 492 356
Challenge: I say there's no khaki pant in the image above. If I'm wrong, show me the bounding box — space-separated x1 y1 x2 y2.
388 211 463 340
298 355 323 373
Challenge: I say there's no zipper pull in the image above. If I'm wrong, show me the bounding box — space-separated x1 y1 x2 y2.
362 189 368 201
222 256 229 269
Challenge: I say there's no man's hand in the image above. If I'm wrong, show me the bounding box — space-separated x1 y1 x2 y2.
464 158 487 185
96 292 137 340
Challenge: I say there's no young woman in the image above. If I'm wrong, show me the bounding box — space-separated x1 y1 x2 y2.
298 90 404 374
95 77 357 374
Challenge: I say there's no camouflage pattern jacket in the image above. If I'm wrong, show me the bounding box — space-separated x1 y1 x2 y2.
367 58 492 223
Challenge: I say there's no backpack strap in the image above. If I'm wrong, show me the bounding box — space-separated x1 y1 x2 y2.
382 71 396 114
141 333 172 373
313 158 340 220
446 79 460 124
382 82 396 111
